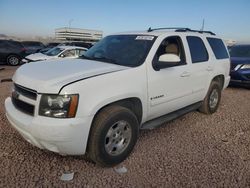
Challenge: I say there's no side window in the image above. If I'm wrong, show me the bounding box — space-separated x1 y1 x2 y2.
207 38 229 59
8 41 22 48
154 36 186 65
78 49 86 56
187 36 208 63
0 40 6 48
61 50 76 57
76 49 86 56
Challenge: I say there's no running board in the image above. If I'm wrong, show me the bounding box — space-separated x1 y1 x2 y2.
141 102 202 130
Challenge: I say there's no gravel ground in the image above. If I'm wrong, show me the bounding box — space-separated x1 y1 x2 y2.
0 65 250 187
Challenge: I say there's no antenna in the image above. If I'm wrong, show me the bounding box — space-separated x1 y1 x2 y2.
201 19 205 31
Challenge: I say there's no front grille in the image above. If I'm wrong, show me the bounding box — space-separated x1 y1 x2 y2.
12 83 37 116
14 84 37 100
12 95 35 116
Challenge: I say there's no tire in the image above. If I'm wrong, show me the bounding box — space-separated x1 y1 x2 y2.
199 81 222 114
7 55 20 66
87 105 139 167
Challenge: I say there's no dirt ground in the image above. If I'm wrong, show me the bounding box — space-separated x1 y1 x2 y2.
0 65 250 187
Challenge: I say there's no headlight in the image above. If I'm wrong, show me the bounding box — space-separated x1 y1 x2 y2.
39 94 79 118
241 64 250 69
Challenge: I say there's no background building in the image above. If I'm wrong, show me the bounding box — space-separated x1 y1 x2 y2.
55 27 103 44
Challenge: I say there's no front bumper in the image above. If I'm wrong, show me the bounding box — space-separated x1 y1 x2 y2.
21 58 29 63
5 97 94 155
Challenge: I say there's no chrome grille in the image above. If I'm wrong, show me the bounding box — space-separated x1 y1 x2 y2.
14 84 37 100
12 83 37 116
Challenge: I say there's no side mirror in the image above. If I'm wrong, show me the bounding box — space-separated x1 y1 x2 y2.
154 54 181 71
60 54 65 58
159 54 180 63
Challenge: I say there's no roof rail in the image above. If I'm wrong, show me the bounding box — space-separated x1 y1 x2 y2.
147 27 216 35
147 27 191 32
175 28 216 35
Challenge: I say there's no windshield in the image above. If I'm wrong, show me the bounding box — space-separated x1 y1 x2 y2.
80 35 156 67
44 47 64 56
230 45 250 58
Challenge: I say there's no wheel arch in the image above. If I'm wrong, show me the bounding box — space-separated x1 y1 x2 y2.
212 74 225 89
92 97 143 125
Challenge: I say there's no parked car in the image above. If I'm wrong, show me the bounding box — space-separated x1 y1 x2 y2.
60 41 93 49
229 44 250 88
0 39 27 65
5 28 230 167
39 42 61 53
22 46 87 63
22 41 45 54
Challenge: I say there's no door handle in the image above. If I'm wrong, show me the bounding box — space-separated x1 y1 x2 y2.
206 66 213 71
180 71 191 77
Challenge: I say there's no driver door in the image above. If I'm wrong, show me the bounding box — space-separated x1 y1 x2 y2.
147 36 194 120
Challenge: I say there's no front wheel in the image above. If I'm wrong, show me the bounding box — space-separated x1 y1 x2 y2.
199 81 222 114
7 55 20 66
87 105 139 167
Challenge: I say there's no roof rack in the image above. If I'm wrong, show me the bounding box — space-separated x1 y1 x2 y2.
147 27 216 35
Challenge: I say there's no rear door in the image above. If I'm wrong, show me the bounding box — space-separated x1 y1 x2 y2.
185 36 212 100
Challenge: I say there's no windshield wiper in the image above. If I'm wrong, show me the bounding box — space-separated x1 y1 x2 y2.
79 55 121 65
79 54 93 60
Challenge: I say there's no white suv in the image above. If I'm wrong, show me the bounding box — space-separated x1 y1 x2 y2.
5 28 230 166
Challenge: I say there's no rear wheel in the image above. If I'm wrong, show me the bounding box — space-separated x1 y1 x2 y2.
199 81 221 114
7 55 20 66
87 105 139 167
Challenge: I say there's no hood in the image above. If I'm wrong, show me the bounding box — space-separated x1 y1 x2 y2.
230 57 250 65
26 52 52 61
13 58 129 93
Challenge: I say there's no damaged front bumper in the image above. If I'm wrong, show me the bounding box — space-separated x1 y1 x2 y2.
5 97 93 155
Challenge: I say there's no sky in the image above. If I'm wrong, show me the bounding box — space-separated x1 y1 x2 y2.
0 0 250 42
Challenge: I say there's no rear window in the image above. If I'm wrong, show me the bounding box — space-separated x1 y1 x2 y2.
22 41 43 46
187 36 208 63
8 41 23 48
207 38 229 59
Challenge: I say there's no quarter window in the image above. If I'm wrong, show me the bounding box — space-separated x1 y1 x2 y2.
207 38 229 59
187 36 208 63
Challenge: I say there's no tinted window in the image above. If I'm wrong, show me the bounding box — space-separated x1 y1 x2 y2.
230 45 250 58
0 40 7 47
22 41 43 46
207 38 229 59
187 36 208 63
8 41 23 48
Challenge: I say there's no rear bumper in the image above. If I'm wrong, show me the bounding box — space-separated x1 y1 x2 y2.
5 97 94 155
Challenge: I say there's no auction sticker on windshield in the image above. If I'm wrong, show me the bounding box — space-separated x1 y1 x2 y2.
135 36 154 40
